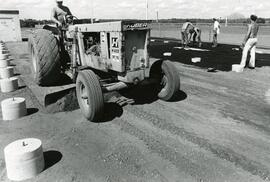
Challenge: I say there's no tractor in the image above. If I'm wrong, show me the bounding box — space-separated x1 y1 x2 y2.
29 16 180 122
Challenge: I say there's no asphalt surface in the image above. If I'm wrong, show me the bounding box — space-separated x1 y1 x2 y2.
0 41 270 182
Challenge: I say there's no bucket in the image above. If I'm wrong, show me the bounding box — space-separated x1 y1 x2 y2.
0 59 10 68
0 77 19 93
1 97 27 120
4 138 45 181
0 66 14 79
0 49 9 54
0 53 9 60
232 64 244 73
191 57 201 63
266 89 270 105
163 52 172 57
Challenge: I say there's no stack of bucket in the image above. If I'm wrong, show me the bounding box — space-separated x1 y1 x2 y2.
0 42 19 93
0 42 45 181
0 42 27 121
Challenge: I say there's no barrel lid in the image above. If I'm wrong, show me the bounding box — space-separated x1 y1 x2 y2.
0 66 14 70
1 97 25 106
0 77 18 82
0 58 11 62
0 58 12 61
4 138 42 157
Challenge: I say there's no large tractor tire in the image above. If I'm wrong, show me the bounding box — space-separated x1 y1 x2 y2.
150 60 180 101
76 70 104 122
29 29 61 86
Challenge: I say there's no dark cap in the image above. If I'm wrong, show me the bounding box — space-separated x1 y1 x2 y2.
250 14 258 21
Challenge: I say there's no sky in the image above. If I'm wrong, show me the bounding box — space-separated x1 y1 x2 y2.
0 0 269 20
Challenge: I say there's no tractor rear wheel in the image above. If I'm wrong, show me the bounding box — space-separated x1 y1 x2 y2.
76 70 104 122
29 29 61 86
150 60 180 101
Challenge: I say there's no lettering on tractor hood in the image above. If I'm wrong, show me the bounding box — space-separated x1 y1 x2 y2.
123 23 149 31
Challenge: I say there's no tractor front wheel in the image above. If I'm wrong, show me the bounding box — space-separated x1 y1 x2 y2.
150 60 180 101
76 70 104 122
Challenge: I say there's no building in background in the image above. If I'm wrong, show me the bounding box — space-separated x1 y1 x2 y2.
0 10 22 42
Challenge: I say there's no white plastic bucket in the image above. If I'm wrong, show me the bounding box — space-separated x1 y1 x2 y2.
0 53 9 60
1 97 27 120
265 89 270 105
191 57 201 63
0 59 10 68
0 46 7 49
0 66 14 79
4 138 45 181
163 52 172 57
0 48 8 53
0 77 19 93
232 64 244 73
0 49 9 54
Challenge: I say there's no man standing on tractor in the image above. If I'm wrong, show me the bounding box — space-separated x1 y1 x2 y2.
51 0 72 28
51 0 73 71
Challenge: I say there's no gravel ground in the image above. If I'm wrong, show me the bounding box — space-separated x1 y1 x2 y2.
0 41 270 182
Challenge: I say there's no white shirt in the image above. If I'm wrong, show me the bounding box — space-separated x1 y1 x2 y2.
213 21 220 34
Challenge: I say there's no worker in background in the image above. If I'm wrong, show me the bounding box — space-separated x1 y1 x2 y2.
212 18 220 47
181 20 195 48
189 26 202 47
240 15 259 69
51 0 72 28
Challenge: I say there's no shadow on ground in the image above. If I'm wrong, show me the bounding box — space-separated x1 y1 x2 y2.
120 84 188 105
27 108 39 116
98 103 124 123
149 39 270 71
98 84 187 123
44 150 63 170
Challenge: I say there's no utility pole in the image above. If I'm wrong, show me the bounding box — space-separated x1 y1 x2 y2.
156 9 161 37
156 10 159 23
146 0 148 20
91 0 94 23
